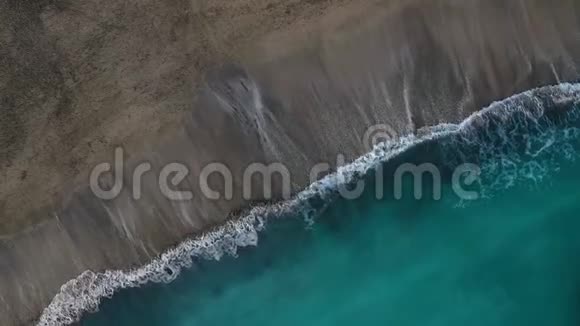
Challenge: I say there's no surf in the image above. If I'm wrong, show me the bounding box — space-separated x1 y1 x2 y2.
38 83 580 325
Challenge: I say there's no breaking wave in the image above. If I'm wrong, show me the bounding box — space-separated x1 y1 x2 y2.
37 83 580 325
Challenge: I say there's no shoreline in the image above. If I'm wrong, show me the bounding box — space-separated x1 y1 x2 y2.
39 83 580 325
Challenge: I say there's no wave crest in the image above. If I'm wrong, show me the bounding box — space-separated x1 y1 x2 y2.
38 83 580 325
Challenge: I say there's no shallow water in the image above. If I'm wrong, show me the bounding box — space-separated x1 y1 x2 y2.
78 87 580 326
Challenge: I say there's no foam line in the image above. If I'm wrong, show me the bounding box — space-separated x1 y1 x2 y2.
37 83 580 325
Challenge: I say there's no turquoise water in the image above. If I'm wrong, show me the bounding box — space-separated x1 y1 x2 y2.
79 87 580 326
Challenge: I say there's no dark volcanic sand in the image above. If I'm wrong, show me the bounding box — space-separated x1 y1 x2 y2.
2 0 580 324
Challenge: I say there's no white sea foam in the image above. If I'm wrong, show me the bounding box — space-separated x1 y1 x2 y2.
37 83 580 326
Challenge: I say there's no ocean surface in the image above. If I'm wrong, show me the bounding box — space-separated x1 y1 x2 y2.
41 84 580 325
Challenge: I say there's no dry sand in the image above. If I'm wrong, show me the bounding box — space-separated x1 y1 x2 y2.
0 0 370 236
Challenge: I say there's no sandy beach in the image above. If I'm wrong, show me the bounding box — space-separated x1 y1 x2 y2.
1 0 580 324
